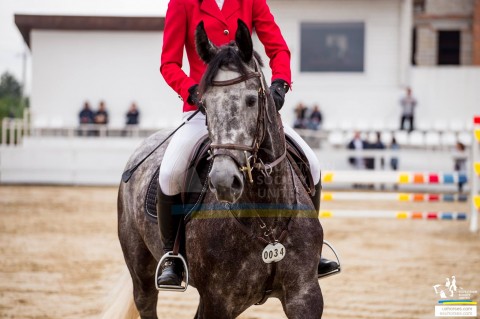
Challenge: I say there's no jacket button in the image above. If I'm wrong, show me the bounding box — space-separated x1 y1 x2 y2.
224 29 229 35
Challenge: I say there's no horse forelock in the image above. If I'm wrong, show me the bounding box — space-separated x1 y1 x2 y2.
199 43 264 95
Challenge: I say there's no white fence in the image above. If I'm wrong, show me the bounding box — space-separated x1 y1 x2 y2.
0 136 142 185
1 117 29 146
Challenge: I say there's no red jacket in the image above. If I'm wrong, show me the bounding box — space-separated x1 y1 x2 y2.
160 0 291 112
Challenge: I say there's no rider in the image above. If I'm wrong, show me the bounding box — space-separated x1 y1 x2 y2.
157 0 339 286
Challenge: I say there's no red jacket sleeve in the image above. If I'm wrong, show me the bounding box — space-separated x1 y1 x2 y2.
252 0 291 87
160 0 197 103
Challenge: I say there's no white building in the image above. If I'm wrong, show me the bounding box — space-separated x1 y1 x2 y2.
14 0 412 129
15 15 173 130
14 0 480 130
2 0 479 184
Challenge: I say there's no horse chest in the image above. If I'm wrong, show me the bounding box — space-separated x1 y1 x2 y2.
186 216 320 278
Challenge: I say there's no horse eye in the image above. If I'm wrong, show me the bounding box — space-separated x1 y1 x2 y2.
245 95 257 108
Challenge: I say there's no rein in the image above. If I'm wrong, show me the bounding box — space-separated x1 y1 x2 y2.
202 58 292 306
207 58 287 183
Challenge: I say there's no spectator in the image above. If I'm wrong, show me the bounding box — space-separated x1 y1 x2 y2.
126 102 140 125
368 132 385 170
347 131 368 169
399 87 417 132
78 101 95 136
293 102 307 129
308 104 323 130
390 137 399 171
94 101 109 125
453 142 467 192
79 101 94 124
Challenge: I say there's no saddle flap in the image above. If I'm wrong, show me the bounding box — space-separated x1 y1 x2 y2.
144 135 211 222
285 135 315 195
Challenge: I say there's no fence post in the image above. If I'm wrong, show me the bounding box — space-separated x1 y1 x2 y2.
7 120 14 146
16 119 23 145
23 108 30 137
469 116 480 233
1 118 7 146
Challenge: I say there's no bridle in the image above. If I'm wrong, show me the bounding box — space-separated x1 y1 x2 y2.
205 58 287 183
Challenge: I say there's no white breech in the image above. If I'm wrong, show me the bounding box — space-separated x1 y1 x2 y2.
159 111 321 196
282 124 321 184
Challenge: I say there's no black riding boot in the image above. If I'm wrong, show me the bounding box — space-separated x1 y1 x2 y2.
311 182 341 278
156 189 184 287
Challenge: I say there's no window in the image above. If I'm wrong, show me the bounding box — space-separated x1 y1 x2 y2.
411 28 417 65
413 0 426 14
437 31 460 65
300 22 365 72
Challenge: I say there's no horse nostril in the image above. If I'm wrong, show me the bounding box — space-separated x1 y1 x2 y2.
231 175 243 192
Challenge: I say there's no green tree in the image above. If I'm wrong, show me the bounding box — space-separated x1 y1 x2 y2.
0 72 24 119
0 72 27 143
0 72 22 99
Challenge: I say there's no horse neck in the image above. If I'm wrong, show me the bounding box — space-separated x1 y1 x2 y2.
257 71 287 164
251 59 287 168
249 100 291 203
244 65 291 205
260 111 286 169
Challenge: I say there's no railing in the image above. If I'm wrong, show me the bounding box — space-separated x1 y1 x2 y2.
0 109 30 146
0 120 159 147
1 118 26 146
296 127 474 151
31 124 152 138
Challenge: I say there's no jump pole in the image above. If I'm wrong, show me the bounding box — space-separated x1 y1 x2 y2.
319 210 467 220
321 192 467 202
321 170 467 185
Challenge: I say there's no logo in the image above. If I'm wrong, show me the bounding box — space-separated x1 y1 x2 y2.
433 275 478 317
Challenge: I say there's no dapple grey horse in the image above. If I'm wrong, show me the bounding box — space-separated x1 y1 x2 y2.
118 19 324 319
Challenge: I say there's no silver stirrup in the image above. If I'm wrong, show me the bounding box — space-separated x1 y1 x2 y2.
318 240 342 279
155 252 189 292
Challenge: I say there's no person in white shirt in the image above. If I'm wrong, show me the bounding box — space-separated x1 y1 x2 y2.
399 87 417 132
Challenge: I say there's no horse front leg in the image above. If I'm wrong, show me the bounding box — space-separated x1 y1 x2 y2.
120 227 159 319
193 295 243 319
280 282 324 319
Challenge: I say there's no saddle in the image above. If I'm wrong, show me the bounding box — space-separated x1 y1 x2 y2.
144 135 313 222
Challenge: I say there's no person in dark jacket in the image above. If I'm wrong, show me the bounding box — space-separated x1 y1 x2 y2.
347 131 368 169
79 101 94 124
94 101 109 125
126 102 140 125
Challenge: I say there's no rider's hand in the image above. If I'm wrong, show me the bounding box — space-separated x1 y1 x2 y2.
269 79 289 111
187 84 205 114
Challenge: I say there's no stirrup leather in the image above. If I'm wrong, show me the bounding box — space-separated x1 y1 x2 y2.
155 252 189 292
318 240 342 279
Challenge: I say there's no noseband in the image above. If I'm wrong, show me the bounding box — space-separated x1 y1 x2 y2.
206 58 286 183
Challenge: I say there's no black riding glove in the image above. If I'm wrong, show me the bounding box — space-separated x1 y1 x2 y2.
269 79 289 111
187 84 205 114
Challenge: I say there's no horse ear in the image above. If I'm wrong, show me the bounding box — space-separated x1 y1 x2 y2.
195 21 218 63
235 19 253 62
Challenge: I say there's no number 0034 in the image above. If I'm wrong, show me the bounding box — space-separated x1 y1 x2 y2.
262 243 286 263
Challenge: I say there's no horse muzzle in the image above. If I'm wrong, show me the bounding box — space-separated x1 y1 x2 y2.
208 158 244 203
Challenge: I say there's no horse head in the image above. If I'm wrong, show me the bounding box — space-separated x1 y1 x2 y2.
196 19 271 203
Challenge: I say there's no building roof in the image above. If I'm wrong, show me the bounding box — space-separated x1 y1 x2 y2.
15 14 165 48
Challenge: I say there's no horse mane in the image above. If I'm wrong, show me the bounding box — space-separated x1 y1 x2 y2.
199 42 264 94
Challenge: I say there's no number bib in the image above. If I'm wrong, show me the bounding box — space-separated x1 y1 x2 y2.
262 243 286 264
